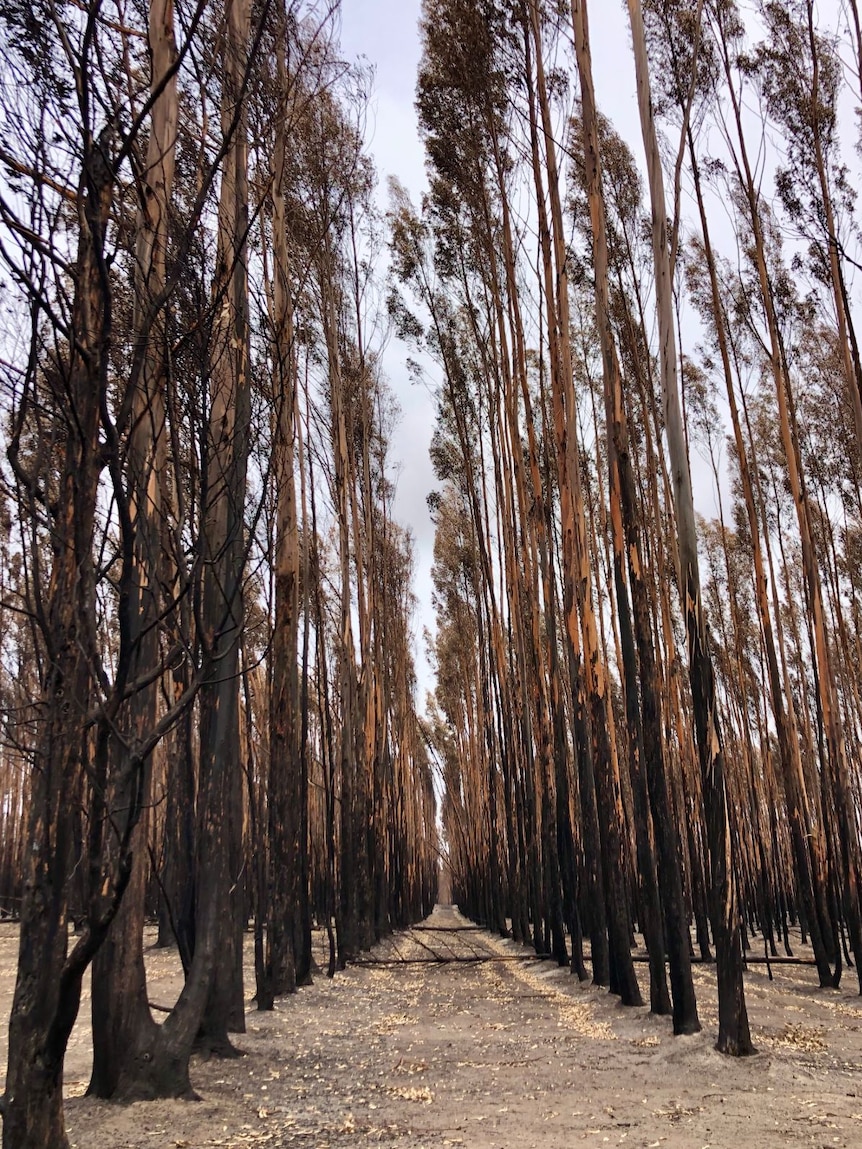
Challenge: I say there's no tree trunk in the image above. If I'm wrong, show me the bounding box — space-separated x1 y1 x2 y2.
528 1 639 1004
196 0 252 1050
88 0 180 1095
625 0 752 1054
3 126 114 1149
571 0 700 1031
265 6 305 999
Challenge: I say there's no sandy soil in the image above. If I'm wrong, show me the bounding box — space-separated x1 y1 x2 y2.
2 907 862 1148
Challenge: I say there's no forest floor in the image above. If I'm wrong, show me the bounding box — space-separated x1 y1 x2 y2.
2 906 862 1148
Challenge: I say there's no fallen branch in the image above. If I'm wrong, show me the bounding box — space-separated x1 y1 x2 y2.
409 925 485 933
351 954 553 966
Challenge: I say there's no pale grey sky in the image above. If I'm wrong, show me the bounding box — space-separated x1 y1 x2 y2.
339 1 437 703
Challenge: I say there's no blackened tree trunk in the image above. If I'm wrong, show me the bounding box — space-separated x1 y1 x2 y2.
195 0 252 1050
2 128 114 1149
526 0 637 1002
88 0 180 1095
625 0 752 1054
159 674 197 968
570 0 699 1035
265 4 305 1000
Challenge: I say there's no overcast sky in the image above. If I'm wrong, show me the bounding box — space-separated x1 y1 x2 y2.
338 1 437 703
337 1 640 706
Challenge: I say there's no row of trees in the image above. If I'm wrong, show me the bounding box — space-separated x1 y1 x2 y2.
408 0 862 1059
0 2 437 1146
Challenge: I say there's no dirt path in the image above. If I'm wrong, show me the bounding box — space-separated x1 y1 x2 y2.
3 906 862 1147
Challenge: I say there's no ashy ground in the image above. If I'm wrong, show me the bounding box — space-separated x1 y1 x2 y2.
2 905 862 1147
